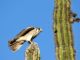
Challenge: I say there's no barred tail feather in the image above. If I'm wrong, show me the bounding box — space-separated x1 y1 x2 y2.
8 40 25 52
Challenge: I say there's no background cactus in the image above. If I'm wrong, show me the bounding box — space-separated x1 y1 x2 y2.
25 42 40 60
53 0 76 60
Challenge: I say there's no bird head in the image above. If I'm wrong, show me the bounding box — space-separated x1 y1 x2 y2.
35 28 42 34
37 28 42 32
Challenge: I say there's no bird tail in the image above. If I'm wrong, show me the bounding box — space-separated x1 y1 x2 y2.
8 40 25 52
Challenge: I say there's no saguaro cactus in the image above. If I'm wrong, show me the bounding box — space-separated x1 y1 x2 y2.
25 42 40 60
53 0 80 60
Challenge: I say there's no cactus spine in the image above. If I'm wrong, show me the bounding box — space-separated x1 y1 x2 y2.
53 0 75 60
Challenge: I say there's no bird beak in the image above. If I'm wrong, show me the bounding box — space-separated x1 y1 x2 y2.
39 28 42 32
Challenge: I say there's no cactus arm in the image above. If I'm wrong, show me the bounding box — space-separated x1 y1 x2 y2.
25 42 40 60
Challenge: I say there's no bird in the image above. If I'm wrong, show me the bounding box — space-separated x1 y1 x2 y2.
8 26 42 52
70 11 77 17
70 11 80 23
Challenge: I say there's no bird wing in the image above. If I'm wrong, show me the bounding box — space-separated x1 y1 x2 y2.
8 27 34 52
14 27 34 40
8 40 25 52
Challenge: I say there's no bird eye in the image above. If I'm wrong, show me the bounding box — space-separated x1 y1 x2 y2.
38 28 40 30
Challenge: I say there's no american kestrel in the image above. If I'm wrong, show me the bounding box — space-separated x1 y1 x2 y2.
8 27 42 52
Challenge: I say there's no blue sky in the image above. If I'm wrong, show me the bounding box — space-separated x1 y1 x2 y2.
0 0 80 60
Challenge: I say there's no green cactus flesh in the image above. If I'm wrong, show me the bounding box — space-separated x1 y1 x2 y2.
25 42 40 60
53 0 75 60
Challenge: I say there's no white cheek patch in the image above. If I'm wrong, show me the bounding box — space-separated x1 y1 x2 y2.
36 28 39 32
36 29 40 34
